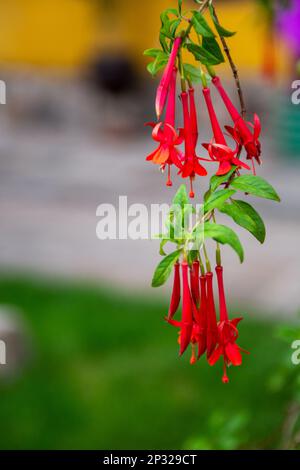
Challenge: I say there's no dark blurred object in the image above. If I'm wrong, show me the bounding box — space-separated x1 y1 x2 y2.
88 54 138 94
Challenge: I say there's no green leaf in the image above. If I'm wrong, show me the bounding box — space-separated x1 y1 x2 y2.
210 166 237 192
183 63 201 83
143 48 163 58
172 184 190 208
204 189 236 213
151 250 182 287
170 19 181 36
202 37 224 63
191 11 215 38
220 199 266 243
186 43 224 66
230 175 281 202
159 239 168 256
146 52 169 76
187 250 199 265
159 32 169 53
204 223 244 262
209 5 236 37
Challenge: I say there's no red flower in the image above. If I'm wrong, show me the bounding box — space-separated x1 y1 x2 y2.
155 37 182 119
202 87 250 176
146 68 183 186
198 275 208 358
188 88 198 150
208 266 249 383
190 260 200 308
212 76 262 170
179 90 207 198
205 272 218 359
167 262 181 321
167 261 199 362
192 274 208 359
179 261 193 355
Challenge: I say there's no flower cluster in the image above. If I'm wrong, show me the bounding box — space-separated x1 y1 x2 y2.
167 262 247 383
145 0 280 384
146 38 261 198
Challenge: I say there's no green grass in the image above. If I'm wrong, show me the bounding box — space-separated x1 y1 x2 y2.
0 275 293 449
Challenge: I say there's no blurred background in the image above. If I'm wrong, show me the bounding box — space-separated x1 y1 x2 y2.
0 0 300 450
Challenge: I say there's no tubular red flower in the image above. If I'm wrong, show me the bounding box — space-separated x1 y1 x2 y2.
205 272 218 359
188 88 198 149
215 266 228 323
179 262 193 355
146 68 183 185
155 37 182 119
179 91 207 197
203 87 227 146
212 76 262 166
190 260 200 308
208 265 249 383
168 262 181 320
202 87 250 176
197 275 208 359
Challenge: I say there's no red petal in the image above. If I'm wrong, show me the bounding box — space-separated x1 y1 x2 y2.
225 342 242 366
253 114 261 140
146 146 160 161
166 318 182 328
152 123 164 142
216 161 232 175
181 162 193 178
194 160 208 176
232 158 251 171
208 345 222 365
231 317 243 328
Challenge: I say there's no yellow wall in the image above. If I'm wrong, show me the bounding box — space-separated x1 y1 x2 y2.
0 0 290 74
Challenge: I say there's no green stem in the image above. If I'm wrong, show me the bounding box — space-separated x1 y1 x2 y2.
199 253 206 275
202 244 211 273
206 64 216 78
183 0 211 39
210 3 246 118
212 212 222 266
200 68 208 88
178 49 186 92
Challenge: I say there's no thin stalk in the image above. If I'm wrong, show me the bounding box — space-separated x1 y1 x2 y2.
183 0 210 39
211 4 246 118
202 244 211 273
212 211 222 266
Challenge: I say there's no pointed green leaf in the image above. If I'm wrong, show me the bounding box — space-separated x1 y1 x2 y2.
143 48 163 58
159 239 168 256
146 52 169 76
172 184 190 208
186 43 224 66
220 200 266 243
152 250 182 287
210 166 237 192
202 37 224 63
230 175 281 202
204 223 244 262
192 11 215 38
204 189 236 213
209 5 236 37
183 63 201 83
